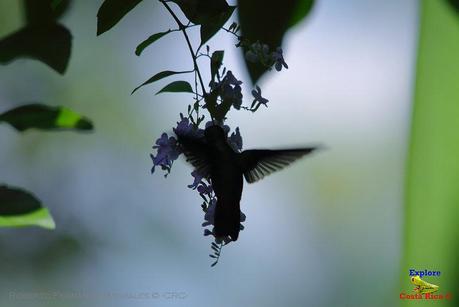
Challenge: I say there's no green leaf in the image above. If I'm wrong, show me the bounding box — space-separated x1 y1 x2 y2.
0 185 55 229
200 6 235 45
156 81 193 95
135 30 172 56
401 0 459 303
132 70 192 94
210 50 224 81
0 104 93 132
0 24 72 74
97 0 143 36
238 0 315 83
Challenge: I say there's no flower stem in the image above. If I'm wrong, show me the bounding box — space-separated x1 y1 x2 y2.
160 0 207 96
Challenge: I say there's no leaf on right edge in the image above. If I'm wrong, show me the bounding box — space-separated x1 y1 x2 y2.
156 81 193 95
447 0 459 12
0 185 55 229
401 0 459 303
132 70 192 94
97 0 144 35
0 24 71 74
135 30 172 56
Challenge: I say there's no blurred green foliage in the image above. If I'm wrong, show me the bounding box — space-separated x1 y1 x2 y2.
401 0 459 305
0 186 55 229
0 0 93 228
0 104 93 131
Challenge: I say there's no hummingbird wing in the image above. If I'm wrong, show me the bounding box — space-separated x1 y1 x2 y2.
240 148 318 183
175 133 211 177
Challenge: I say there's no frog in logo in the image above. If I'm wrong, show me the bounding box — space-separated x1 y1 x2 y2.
410 275 439 294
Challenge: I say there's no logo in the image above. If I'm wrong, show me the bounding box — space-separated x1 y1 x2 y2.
399 268 453 301
411 275 439 294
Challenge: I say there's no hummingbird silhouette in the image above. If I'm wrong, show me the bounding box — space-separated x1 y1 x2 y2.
176 125 318 242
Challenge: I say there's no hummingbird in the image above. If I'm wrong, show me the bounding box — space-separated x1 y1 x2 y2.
176 125 319 242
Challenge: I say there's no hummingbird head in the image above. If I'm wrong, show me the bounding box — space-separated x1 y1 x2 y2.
204 125 226 142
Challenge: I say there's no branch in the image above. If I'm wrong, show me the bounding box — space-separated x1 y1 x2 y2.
160 0 207 96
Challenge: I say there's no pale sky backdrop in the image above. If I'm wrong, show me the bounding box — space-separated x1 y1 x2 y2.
0 0 417 306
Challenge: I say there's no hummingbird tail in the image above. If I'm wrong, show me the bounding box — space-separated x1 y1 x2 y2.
214 199 241 241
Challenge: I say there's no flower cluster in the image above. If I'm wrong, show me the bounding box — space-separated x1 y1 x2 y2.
151 115 244 243
150 133 181 176
245 41 289 72
210 70 243 110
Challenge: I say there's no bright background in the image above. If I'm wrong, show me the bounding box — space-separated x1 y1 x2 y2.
0 0 418 306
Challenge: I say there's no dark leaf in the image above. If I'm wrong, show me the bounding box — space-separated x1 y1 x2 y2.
238 0 315 83
51 0 64 10
289 0 315 27
24 0 71 25
135 30 172 56
448 0 459 13
200 6 235 45
210 50 224 81
209 254 217 258
156 81 193 95
97 0 143 35
211 261 218 267
132 70 192 94
170 0 229 24
169 0 235 44
0 185 55 229
0 24 71 74
0 104 93 132
211 245 219 252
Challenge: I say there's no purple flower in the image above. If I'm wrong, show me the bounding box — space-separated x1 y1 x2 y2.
151 133 182 176
225 71 242 86
229 127 243 152
272 47 288 71
209 71 243 110
188 170 204 189
203 198 217 226
251 86 269 111
174 114 204 138
222 84 243 110
245 50 258 63
197 183 213 195
247 42 270 63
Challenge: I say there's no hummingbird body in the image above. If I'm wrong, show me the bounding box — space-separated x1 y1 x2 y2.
205 127 244 240
177 125 317 241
